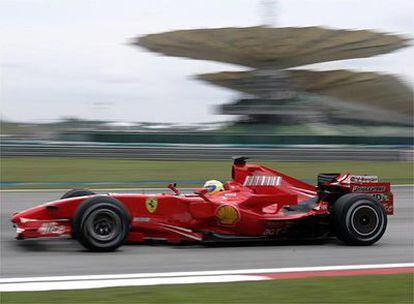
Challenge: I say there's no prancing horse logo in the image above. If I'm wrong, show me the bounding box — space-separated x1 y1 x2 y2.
145 197 158 213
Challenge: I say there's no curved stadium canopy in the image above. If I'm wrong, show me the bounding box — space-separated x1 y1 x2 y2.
136 26 412 126
137 26 408 69
197 69 413 117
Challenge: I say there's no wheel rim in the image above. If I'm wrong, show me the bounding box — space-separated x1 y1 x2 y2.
350 205 379 236
84 209 121 242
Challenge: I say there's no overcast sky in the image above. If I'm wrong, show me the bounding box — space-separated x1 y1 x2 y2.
1 0 413 123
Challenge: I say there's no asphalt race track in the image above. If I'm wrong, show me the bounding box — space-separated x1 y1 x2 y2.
1 186 412 278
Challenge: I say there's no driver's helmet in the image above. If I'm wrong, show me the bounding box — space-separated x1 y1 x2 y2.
203 180 224 194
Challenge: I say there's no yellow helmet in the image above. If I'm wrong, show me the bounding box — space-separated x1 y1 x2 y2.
203 180 224 194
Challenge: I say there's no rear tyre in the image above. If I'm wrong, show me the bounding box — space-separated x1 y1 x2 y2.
61 189 95 199
72 197 130 252
333 193 387 246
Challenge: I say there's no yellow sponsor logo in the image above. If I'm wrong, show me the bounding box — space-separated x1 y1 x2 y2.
145 197 158 213
216 205 239 225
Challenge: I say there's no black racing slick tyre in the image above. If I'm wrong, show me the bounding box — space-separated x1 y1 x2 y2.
333 193 387 246
61 189 95 199
72 197 130 252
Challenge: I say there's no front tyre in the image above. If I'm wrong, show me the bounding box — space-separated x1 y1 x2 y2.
61 189 95 199
73 197 130 252
333 193 387 246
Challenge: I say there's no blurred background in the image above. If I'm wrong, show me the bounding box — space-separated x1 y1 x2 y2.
0 0 413 189
1 2 413 303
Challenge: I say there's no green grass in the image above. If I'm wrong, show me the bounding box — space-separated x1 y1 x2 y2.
1 274 412 304
1 157 412 189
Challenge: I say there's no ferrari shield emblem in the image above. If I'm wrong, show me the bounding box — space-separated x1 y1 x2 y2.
145 198 158 213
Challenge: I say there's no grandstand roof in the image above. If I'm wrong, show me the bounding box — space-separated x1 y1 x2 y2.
198 69 413 117
137 26 409 68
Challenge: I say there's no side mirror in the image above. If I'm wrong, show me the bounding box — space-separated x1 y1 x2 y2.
195 188 209 196
168 183 181 195
194 187 214 203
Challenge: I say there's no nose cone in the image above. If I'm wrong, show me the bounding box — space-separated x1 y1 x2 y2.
11 212 21 224
10 203 49 224
10 201 71 239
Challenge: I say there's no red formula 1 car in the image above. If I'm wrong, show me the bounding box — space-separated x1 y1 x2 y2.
11 157 393 251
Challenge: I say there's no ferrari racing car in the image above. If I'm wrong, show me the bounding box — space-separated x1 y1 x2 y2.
11 157 393 251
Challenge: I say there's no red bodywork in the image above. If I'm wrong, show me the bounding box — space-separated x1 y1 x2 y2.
11 161 393 243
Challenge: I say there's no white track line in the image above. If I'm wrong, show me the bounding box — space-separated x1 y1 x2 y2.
1 263 412 292
0 275 267 292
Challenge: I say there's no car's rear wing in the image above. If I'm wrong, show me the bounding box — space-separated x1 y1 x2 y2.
318 173 394 215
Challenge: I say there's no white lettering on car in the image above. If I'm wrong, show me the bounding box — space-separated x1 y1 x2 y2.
38 222 66 235
349 175 378 183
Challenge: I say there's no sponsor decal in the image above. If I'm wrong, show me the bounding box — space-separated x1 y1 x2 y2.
352 185 386 193
263 228 280 236
349 175 378 183
38 222 65 235
385 203 394 214
313 201 328 211
145 197 158 213
133 217 151 222
370 193 389 201
216 205 239 225
244 176 282 186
